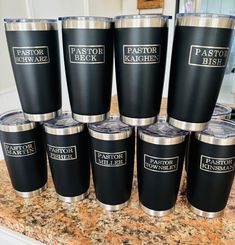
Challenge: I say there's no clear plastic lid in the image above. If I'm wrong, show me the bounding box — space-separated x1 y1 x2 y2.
196 120 235 145
177 13 235 19
139 117 187 141
212 104 232 118
4 18 57 23
59 16 112 22
44 112 84 135
115 14 171 20
44 112 82 128
0 110 36 132
88 116 133 140
199 120 235 138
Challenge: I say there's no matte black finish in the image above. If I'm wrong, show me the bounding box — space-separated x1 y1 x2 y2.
187 137 235 212
5 30 62 114
62 29 113 115
137 137 186 211
168 26 234 123
89 133 135 205
45 129 90 197
115 27 168 118
0 126 47 192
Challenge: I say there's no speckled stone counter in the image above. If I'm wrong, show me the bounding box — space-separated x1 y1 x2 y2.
0 97 234 245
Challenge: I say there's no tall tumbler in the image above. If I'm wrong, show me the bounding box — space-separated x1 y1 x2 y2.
137 118 187 216
187 120 235 218
60 16 113 123
115 15 169 126
212 103 232 120
167 14 235 131
88 116 135 211
0 110 47 197
4 19 62 122
44 112 90 202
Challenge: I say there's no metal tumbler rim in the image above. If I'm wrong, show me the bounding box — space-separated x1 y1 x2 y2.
195 119 235 145
0 109 37 132
4 18 58 31
176 13 235 29
60 16 113 29
115 14 169 28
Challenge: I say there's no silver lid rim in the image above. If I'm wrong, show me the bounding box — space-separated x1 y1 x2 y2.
138 130 186 145
176 14 235 29
0 109 37 132
61 16 112 29
115 15 168 28
44 124 85 135
195 119 235 145
5 19 58 31
88 128 133 141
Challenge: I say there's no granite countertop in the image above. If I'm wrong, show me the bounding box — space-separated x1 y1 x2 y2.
0 97 234 245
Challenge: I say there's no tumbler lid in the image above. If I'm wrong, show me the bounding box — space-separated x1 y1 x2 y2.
115 14 170 28
0 110 36 132
4 18 58 31
44 112 84 135
176 13 235 29
59 16 113 29
88 116 133 141
138 117 188 145
195 120 235 145
212 103 232 120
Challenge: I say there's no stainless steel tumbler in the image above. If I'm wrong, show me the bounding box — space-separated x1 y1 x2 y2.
88 116 135 211
187 120 235 218
212 103 232 120
60 16 113 123
114 15 169 126
137 118 187 216
0 110 47 197
4 19 62 122
44 112 90 202
167 14 235 131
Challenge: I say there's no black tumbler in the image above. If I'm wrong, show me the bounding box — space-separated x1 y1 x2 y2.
0 110 47 197
187 120 235 218
88 116 134 211
114 15 169 126
4 19 62 122
60 16 113 123
44 112 90 202
137 118 187 216
167 14 235 131
212 103 232 120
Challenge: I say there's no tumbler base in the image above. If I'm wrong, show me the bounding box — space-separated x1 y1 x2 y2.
57 189 89 203
140 203 174 217
15 183 47 198
120 115 157 126
73 113 108 123
189 204 224 218
167 116 208 132
24 109 62 122
97 199 129 211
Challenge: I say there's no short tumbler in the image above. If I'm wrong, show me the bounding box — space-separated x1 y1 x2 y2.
167 14 235 131
60 16 113 123
115 15 169 126
138 118 187 216
88 116 135 211
0 110 47 197
188 120 235 218
44 112 90 202
4 19 62 121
